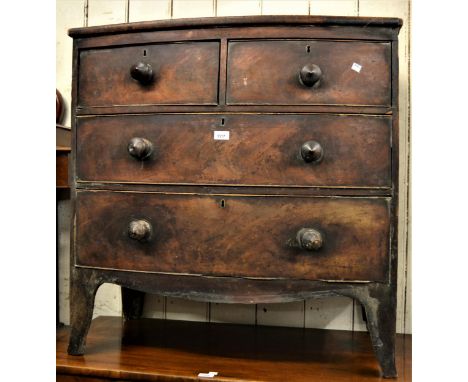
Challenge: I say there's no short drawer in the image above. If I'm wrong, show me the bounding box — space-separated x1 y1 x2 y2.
75 191 390 282
226 40 391 106
78 42 220 107
76 114 391 188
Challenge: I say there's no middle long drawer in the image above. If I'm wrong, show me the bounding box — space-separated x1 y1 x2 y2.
77 114 391 188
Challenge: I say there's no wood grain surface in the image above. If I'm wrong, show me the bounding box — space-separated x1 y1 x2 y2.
227 40 391 106
76 113 391 188
57 0 411 348
61 9 406 376
57 316 412 381
75 190 390 281
78 41 219 107
68 14 402 37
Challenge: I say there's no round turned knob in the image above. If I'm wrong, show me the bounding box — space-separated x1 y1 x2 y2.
296 228 323 251
299 64 322 88
128 219 152 242
301 141 323 163
130 62 154 84
128 137 153 161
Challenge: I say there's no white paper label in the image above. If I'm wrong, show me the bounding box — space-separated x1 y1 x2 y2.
214 131 229 140
351 62 362 73
198 371 218 378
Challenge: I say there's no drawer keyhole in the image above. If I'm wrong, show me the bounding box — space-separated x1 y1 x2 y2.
306 45 311 53
221 118 225 126
220 199 226 208
143 49 147 56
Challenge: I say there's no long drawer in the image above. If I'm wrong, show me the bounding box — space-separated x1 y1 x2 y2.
76 114 391 188
227 40 391 106
75 191 390 282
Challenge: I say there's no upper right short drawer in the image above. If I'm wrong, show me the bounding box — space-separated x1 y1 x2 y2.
226 40 391 107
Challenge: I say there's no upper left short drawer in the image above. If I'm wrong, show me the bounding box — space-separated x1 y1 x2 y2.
77 42 220 108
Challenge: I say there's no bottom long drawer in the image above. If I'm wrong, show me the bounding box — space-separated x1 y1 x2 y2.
75 190 390 282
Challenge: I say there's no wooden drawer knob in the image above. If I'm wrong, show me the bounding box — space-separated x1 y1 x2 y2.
128 137 153 161
128 219 152 242
130 62 154 84
299 64 322 88
296 228 323 251
300 141 323 163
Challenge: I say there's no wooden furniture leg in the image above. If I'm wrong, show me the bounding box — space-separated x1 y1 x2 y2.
121 287 145 320
67 269 101 355
356 287 397 378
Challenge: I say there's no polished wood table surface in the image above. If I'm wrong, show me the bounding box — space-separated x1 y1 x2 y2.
57 316 411 381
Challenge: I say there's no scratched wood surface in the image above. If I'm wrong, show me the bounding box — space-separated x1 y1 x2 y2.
227 40 391 106
75 190 390 281
78 42 220 107
76 113 392 187
56 0 411 334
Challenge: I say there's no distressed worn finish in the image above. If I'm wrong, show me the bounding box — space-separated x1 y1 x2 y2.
78 42 220 107
75 190 390 281
76 114 391 187
68 16 402 379
227 40 391 106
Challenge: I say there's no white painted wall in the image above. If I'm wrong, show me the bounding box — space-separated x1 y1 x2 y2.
57 0 411 334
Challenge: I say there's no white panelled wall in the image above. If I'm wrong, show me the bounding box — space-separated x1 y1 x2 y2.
57 0 411 334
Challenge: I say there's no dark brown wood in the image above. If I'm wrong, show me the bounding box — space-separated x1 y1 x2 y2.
227 40 391 106
55 374 105 382
76 114 391 188
57 316 411 382
75 25 398 58
57 148 71 189
63 268 383 305
362 287 398 378
67 268 102 355
121 288 145 320
390 35 401 300
68 15 403 37
65 270 402 377
76 104 393 116
75 190 390 282
57 376 107 382
76 182 393 197
78 41 219 107
67 15 403 378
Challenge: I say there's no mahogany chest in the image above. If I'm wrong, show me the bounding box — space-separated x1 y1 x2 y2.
67 16 402 378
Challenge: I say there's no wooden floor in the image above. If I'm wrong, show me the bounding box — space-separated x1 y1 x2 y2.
57 316 411 382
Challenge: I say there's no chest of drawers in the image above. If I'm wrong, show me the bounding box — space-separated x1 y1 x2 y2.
67 16 402 378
